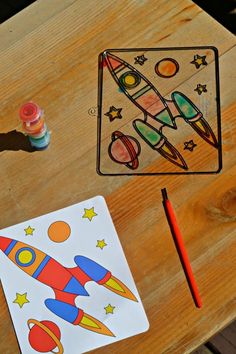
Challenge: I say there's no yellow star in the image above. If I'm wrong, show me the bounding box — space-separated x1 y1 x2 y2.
190 54 207 69
82 207 97 221
96 239 107 250
104 106 122 122
13 293 30 308
194 84 207 95
24 226 35 236
104 304 115 314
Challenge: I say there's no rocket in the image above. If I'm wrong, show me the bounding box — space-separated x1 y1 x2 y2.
102 52 218 170
0 236 137 336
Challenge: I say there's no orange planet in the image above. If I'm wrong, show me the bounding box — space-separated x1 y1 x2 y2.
155 58 179 78
48 221 71 243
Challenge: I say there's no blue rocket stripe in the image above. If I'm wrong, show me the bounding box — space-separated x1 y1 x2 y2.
4 240 17 255
32 255 51 278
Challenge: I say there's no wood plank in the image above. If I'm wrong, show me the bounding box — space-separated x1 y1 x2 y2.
0 0 77 51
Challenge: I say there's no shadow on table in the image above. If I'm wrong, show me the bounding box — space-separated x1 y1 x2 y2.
0 130 35 152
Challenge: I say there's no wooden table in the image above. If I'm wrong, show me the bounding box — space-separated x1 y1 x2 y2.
0 1 235 353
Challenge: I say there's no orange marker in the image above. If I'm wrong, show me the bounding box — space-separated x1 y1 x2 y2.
161 188 202 308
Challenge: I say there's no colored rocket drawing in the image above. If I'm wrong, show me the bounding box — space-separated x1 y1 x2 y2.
172 91 218 148
133 120 188 170
103 52 218 169
0 236 138 336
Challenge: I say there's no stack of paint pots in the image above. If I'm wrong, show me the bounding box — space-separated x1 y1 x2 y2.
19 102 50 150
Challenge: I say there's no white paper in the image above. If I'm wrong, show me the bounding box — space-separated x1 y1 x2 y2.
0 196 149 353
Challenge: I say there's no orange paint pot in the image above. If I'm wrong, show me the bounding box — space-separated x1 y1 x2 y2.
22 118 45 134
29 124 48 139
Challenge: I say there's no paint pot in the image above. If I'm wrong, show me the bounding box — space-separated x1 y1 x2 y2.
19 102 50 150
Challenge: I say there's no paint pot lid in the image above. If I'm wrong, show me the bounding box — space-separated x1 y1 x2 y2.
19 102 42 122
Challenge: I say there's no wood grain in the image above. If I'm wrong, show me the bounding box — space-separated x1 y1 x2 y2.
0 0 235 353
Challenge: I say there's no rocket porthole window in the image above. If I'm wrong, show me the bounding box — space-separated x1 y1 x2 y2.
15 247 36 267
119 71 141 89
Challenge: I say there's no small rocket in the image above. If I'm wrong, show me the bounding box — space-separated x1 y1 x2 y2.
0 236 137 336
102 52 218 170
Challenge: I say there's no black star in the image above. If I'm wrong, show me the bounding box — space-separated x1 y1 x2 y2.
190 54 207 69
104 106 122 122
134 55 147 66
194 84 207 95
184 140 197 152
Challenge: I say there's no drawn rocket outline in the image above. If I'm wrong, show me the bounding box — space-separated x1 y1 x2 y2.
0 236 138 337
100 50 219 172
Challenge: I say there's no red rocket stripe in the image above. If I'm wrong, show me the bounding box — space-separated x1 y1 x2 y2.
98 271 111 285
73 309 84 325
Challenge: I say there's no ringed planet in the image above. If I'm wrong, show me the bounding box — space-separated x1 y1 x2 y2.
108 131 141 170
155 58 179 78
28 319 64 353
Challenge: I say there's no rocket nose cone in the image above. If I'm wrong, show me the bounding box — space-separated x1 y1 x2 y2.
104 52 123 70
103 51 111 60
0 236 14 253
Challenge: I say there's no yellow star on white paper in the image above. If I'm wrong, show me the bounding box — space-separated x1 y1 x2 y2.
13 293 30 308
24 226 35 236
96 239 107 250
82 207 97 221
104 304 115 314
